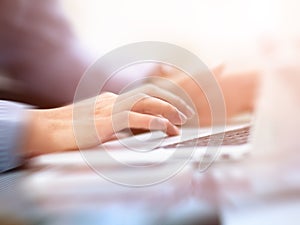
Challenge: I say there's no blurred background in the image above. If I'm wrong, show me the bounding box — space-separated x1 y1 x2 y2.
62 0 299 71
1 1 300 225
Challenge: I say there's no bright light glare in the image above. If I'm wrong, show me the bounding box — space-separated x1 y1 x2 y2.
62 0 294 67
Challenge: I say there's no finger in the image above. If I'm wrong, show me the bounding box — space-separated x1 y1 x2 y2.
110 94 187 125
144 85 195 118
118 84 195 118
131 95 187 125
99 132 131 143
109 111 180 136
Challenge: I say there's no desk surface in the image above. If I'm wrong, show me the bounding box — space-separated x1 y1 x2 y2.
1 148 300 225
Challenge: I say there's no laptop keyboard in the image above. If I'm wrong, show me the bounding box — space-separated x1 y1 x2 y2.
163 126 250 149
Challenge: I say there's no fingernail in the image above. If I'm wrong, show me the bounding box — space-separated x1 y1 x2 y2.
178 111 187 124
168 124 180 136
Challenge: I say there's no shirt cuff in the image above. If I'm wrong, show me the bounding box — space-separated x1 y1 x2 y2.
0 101 27 173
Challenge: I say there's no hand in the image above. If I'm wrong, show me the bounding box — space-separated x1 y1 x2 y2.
24 84 194 157
149 64 260 126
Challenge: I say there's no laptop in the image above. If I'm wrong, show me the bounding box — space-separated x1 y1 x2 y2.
30 122 252 172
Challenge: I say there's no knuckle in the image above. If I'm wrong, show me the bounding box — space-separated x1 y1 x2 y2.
137 93 149 100
122 110 131 117
145 84 160 93
166 102 177 112
132 93 149 107
174 97 184 105
158 100 174 112
117 111 131 123
171 95 185 105
101 92 117 98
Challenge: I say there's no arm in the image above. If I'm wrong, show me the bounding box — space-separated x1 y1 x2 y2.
0 85 193 170
149 64 260 126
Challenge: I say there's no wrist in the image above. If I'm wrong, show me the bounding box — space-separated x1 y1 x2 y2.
24 110 56 157
25 107 79 156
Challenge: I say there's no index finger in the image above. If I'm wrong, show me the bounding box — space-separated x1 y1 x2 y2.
118 84 195 118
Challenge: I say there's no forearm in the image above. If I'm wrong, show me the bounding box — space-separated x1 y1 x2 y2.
24 108 76 157
0 100 76 172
